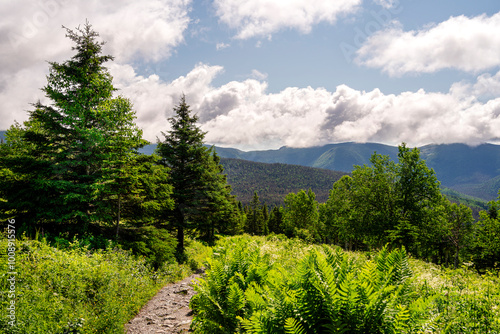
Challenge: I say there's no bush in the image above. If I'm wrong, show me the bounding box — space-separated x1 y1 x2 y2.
120 226 177 269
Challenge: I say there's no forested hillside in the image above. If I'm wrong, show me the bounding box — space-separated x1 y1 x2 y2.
139 142 500 200
220 158 347 206
217 142 500 201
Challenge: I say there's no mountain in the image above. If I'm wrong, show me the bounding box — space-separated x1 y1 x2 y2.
212 142 500 201
419 143 500 200
213 142 400 170
221 158 487 218
220 158 347 206
138 142 500 200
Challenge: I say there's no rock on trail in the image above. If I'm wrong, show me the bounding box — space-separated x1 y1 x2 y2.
126 273 201 334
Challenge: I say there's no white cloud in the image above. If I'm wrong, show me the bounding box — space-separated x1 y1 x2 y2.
373 0 397 9
0 0 191 130
216 42 230 50
110 64 500 149
213 0 361 39
95 0 191 62
250 69 268 80
109 63 223 142
356 12 500 76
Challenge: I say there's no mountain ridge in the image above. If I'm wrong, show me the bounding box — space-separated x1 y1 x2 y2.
2 130 498 201
139 141 500 201
211 142 500 201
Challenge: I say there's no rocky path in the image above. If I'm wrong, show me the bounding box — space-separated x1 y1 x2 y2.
125 273 202 334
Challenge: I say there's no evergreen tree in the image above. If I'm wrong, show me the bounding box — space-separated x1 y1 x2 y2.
261 204 269 235
471 196 500 270
245 191 264 235
0 23 147 232
156 95 237 253
268 206 284 234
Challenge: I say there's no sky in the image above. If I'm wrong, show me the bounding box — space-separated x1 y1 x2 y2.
1 0 500 150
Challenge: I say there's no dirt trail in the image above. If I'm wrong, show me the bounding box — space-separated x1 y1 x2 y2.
125 273 202 334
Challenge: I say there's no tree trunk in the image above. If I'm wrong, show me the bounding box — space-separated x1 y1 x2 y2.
454 245 459 269
116 194 121 239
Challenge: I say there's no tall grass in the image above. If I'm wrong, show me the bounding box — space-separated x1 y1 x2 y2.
0 236 210 333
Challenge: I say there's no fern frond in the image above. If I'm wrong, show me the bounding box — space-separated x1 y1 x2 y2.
284 318 306 334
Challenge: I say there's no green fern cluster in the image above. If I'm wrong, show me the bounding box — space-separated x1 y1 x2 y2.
190 236 433 333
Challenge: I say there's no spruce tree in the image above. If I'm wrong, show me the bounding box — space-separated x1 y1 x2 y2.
157 95 237 254
0 22 148 232
245 191 264 235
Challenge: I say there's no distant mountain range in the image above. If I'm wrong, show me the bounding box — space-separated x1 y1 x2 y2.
2 129 499 202
210 142 500 201
141 141 500 201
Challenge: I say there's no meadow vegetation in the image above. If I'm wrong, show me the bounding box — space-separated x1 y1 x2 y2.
0 234 210 333
190 235 500 333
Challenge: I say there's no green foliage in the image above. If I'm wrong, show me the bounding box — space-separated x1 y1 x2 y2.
411 258 500 332
283 189 321 242
0 237 166 333
190 235 440 333
214 142 500 201
220 158 347 206
440 186 488 219
469 203 500 271
0 23 160 236
321 144 447 258
0 234 212 334
244 192 267 235
120 226 177 269
157 95 239 254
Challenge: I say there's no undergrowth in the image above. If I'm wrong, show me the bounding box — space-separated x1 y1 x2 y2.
0 235 210 334
190 235 500 333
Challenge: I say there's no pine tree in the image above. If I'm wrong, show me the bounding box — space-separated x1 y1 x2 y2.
261 204 269 235
268 206 284 234
245 191 264 235
0 22 148 232
156 95 237 254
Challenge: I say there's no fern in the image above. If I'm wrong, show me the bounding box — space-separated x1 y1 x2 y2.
190 236 437 334
284 318 306 334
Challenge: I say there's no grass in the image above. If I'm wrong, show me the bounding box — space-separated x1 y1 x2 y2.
2 233 498 333
0 234 211 334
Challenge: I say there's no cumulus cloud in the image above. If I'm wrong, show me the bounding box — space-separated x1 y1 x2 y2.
213 0 361 39
0 0 191 130
109 63 500 149
110 63 223 142
356 12 500 76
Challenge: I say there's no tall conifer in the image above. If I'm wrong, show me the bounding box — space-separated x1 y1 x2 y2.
157 95 238 254
0 22 148 232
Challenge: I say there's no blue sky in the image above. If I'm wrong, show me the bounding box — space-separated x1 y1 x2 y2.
1 0 500 150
